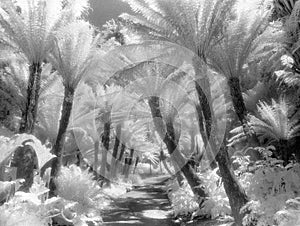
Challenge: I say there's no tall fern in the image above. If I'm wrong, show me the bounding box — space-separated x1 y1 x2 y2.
47 20 101 196
120 0 237 145
0 0 89 133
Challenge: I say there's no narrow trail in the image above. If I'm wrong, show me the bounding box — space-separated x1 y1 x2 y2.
101 175 180 226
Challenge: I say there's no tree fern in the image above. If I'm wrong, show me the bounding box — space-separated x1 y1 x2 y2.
251 98 300 142
207 5 283 150
120 0 238 147
121 0 236 61
0 0 89 133
47 20 101 196
230 97 300 164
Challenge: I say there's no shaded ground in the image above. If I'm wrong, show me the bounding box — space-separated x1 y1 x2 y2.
101 175 179 226
101 175 234 226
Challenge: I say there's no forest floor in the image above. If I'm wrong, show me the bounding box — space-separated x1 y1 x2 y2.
101 175 178 225
101 175 233 226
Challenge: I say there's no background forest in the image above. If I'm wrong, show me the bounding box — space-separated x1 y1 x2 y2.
0 0 300 225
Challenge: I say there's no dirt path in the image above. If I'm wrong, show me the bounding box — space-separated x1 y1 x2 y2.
101 175 179 226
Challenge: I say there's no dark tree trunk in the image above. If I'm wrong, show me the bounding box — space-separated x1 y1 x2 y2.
194 104 217 168
228 77 248 127
195 80 211 139
116 143 126 175
133 156 139 174
215 143 249 226
125 148 134 179
194 77 217 168
160 150 173 175
228 77 261 160
30 64 42 133
49 86 75 197
278 139 289 166
148 96 207 202
100 112 111 181
10 143 37 192
19 62 42 133
94 140 99 174
110 123 121 179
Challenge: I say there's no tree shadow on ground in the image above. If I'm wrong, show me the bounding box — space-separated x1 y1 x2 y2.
101 176 179 226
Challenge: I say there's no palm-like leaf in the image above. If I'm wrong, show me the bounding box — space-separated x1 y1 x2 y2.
251 98 300 141
121 0 236 62
48 21 101 89
208 9 279 79
0 56 27 116
35 78 63 144
230 97 300 144
0 0 88 64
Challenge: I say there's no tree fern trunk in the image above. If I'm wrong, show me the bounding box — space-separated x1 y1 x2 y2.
228 77 261 160
125 148 134 179
228 77 248 126
215 143 249 226
100 113 111 182
195 104 217 168
133 156 139 174
10 144 37 192
194 76 217 168
94 140 99 174
19 62 41 133
195 80 211 139
278 139 289 166
160 150 173 175
148 96 207 202
116 143 126 175
110 123 121 180
30 63 42 133
49 86 75 197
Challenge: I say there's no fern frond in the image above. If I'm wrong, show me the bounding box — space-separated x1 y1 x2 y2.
121 0 237 61
208 10 274 79
48 21 99 89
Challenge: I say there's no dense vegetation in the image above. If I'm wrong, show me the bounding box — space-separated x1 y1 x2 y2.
0 0 300 225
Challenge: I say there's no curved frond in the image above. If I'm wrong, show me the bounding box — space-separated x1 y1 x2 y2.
48 21 101 89
0 0 87 64
121 0 237 62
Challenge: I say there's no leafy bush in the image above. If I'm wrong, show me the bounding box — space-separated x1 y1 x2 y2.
166 179 199 217
234 153 300 226
165 164 231 219
275 197 300 226
55 165 109 225
197 168 231 219
0 176 61 226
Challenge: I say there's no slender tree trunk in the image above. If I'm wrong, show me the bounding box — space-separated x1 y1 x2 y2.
30 64 42 133
125 148 134 179
110 124 121 180
116 143 126 175
94 140 99 174
160 150 173 175
19 62 42 133
194 94 217 168
148 96 207 202
49 86 75 197
228 77 261 160
195 80 211 139
215 142 249 226
278 139 289 166
133 156 139 174
173 161 185 186
100 112 111 181
228 77 249 129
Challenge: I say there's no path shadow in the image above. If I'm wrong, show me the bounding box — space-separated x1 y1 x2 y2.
101 176 179 226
